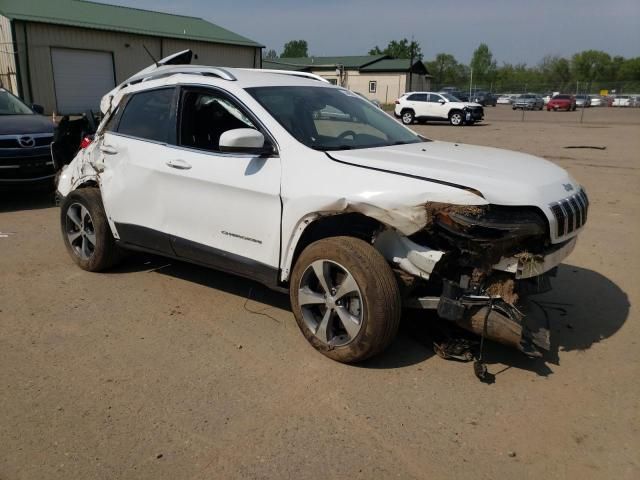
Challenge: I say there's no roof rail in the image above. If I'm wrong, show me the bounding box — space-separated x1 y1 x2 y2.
243 69 330 83
124 65 237 87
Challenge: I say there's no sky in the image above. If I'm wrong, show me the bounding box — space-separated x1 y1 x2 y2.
97 0 640 65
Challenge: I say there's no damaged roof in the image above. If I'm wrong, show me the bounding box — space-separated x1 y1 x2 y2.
0 0 263 47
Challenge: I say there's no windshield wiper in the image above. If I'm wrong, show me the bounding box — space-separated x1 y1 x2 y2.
311 145 354 151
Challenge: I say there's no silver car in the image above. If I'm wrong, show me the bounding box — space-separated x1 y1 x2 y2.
575 95 591 108
512 94 544 110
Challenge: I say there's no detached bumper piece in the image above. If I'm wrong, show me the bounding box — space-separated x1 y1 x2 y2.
430 279 550 358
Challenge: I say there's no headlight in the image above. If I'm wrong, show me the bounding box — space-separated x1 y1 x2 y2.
434 205 547 240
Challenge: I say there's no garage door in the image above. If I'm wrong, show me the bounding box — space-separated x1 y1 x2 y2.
51 48 115 115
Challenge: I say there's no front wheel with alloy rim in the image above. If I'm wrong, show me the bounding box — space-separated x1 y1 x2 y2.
60 188 121 272
449 110 464 126
290 236 401 363
401 110 414 125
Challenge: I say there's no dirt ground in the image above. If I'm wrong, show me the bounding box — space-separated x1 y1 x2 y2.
1 106 639 479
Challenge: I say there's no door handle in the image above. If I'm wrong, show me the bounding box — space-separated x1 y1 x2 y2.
100 144 118 155
166 159 192 170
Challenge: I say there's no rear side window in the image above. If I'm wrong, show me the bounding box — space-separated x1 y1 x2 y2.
117 88 175 143
407 93 427 102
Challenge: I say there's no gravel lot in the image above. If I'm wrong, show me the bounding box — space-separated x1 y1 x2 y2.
1 106 639 479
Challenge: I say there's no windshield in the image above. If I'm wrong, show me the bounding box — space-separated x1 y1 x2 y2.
441 93 461 102
247 86 422 151
0 90 34 115
554 95 571 99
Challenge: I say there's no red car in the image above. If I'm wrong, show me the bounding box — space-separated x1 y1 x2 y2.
547 94 576 111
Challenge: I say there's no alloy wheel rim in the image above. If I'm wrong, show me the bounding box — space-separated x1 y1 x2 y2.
402 113 412 123
65 203 96 260
298 259 364 347
452 113 462 124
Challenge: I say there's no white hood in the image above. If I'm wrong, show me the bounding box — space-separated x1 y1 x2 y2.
329 141 577 207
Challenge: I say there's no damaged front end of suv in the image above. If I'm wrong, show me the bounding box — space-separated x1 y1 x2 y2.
375 194 587 358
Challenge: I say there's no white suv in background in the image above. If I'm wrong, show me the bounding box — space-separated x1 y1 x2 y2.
56 51 587 363
394 92 484 126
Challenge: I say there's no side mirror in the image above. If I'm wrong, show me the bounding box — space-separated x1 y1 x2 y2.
31 104 44 114
219 128 271 155
438 99 446 104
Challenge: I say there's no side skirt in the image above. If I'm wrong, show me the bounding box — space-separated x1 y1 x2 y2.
115 223 282 289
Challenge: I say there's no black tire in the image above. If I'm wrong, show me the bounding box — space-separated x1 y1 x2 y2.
401 109 414 125
60 188 121 272
449 110 464 126
290 236 401 363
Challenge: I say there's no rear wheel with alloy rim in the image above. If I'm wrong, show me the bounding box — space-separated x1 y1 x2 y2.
401 110 414 124
290 236 401 363
60 188 121 271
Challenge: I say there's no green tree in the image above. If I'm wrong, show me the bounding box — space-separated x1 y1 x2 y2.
264 49 278 60
369 39 422 60
425 53 466 87
470 43 497 83
618 57 640 80
571 50 611 80
537 55 572 89
281 40 308 58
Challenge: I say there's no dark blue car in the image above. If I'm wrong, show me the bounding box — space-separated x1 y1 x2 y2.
0 88 55 186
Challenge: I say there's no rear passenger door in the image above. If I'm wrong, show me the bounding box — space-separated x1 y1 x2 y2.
97 87 179 256
405 93 428 117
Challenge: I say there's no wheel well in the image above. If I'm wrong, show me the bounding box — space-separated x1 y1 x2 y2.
290 213 384 275
448 109 462 117
75 180 99 189
401 108 414 115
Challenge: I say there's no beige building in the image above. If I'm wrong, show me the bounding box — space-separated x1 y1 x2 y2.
0 0 263 114
263 55 431 104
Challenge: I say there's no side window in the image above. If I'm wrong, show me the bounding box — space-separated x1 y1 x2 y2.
179 90 257 152
116 88 175 143
428 94 443 103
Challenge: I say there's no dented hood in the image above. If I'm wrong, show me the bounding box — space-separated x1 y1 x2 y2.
330 141 577 206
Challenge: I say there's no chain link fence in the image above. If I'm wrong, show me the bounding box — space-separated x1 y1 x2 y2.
431 80 640 96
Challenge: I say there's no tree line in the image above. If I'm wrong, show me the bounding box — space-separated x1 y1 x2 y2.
265 40 640 93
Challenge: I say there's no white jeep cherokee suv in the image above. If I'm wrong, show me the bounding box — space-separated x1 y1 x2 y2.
394 91 484 126
57 51 587 363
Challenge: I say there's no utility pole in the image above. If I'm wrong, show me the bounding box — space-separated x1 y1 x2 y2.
469 67 473 100
408 35 415 92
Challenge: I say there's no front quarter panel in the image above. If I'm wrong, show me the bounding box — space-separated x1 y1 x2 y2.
277 143 488 281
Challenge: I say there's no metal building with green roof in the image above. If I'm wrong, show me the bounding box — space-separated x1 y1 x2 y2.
0 0 263 113
264 55 431 104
